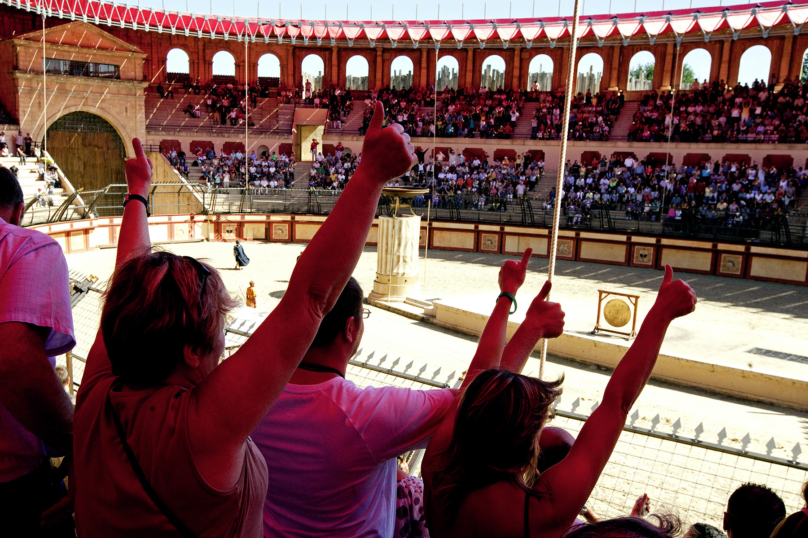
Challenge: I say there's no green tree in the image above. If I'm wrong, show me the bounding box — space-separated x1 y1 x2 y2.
629 62 655 81
681 63 696 87
801 52 808 83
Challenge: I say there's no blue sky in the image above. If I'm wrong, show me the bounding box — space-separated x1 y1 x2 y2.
162 0 776 87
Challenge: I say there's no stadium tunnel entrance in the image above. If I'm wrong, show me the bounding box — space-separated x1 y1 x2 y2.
45 111 127 192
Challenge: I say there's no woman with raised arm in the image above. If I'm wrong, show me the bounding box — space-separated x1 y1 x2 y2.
73 103 415 537
422 264 696 538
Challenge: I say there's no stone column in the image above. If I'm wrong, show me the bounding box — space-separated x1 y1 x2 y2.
420 50 428 88
607 46 620 91
778 34 794 89
331 47 339 85
660 42 674 90
369 214 421 302
511 46 521 90
719 40 732 86
465 48 474 88
375 47 383 89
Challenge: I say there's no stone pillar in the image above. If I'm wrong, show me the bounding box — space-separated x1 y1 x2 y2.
660 42 674 90
607 46 620 91
375 47 383 89
331 47 339 86
368 215 421 302
719 40 732 86
420 50 428 89
778 34 794 89
511 46 521 90
465 48 474 88
561 48 571 93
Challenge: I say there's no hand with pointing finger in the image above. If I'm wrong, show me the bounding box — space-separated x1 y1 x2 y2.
357 101 416 182
652 264 697 323
498 248 533 296
125 138 153 198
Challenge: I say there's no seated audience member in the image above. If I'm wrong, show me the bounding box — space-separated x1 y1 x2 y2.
54 365 75 405
423 264 697 538
73 104 415 536
563 514 681 538
724 483 786 538
0 168 76 536
770 482 808 538
395 457 429 538
684 523 727 538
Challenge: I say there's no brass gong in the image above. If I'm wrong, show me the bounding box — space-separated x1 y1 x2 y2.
603 299 631 328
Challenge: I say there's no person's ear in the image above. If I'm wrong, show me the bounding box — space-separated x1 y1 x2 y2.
723 512 729 532
343 315 358 345
10 202 23 226
182 344 203 369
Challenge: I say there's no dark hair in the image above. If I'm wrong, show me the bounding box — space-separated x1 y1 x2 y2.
689 523 726 538
101 249 237 386
432 369 563 522
0 167 23 210
563 515 681 538
54 365 69 386
310 277 363 348
726 483 786 538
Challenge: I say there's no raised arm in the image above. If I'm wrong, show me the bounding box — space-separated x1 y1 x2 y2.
499 281 565 374
79 139 153 384
193 103 416 451
535 265 696 536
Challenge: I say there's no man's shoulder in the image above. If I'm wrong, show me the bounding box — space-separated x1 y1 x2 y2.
0 220 59 252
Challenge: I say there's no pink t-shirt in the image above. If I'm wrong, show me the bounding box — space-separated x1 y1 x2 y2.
74 369 268 537
0 217 74 482
252 377 454 537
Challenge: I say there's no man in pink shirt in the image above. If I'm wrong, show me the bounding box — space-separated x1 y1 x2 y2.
0 168 75 535
252 277 455 537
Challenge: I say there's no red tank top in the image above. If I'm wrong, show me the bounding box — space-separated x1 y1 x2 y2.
74 371 267 538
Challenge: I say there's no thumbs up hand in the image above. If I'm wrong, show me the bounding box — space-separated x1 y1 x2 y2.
358 101 416 182
653 265 697 322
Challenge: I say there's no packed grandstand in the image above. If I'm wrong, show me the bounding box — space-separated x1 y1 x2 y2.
1 0 808 536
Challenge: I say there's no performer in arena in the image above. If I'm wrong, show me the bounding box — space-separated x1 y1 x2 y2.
234 240 249 270
246 281 256 308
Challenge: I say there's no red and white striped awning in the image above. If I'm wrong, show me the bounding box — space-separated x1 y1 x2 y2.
4 0 806 44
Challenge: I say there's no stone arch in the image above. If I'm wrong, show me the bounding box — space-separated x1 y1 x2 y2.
737 45 772 87
44 111 128 192
680 48 712 89
481 54 506 90
257 53 281 80
212 50 236 77
437 56 460 91
627 50 655 91
345 55 369 90
527 54 554 91
301 53 325 92
167 48 190 75
35 104 135 158
577 52 604 94
390 55 414 90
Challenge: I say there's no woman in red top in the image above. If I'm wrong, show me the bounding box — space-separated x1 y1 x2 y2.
73 103 415 537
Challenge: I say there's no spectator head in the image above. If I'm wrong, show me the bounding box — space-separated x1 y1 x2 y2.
684 523 727 538
54 365 70 391
769 481 808 538
101 250 237 387
724 483 786 538
434 369 562 521
0 167 24 225
309 277 364 354
564 515 681 538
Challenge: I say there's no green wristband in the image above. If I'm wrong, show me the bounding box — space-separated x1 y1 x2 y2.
497 292 517 315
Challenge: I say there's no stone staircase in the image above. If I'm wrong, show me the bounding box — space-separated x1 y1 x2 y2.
325 100 366 136
513 102 540 139
289 161 311 188
609 101 639 141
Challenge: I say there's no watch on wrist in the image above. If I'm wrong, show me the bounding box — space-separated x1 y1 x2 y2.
123 193 150 216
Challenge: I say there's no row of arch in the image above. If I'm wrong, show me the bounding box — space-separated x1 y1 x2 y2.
166 45 780 93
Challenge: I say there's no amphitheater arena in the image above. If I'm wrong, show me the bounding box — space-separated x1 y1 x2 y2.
4 0 808 534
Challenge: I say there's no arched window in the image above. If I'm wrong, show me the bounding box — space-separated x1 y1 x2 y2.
258 53 281 79
167 48 189 75
390 56 414 90
627 51 655 91
527 54 554 91
802 49 808 83
212 50 236 77
301 54 325 92
346 55 369 90
481 55 506 90
738 45 772 87
436 56 459 91
577 53 603 94
680 48 712 90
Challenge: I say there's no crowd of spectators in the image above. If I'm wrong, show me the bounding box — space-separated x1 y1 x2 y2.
552 154 804 231
306 144 360 190
173 146 297 191
629 78 808 143
530 90 624 141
